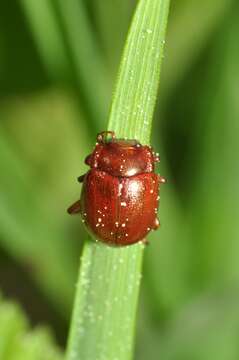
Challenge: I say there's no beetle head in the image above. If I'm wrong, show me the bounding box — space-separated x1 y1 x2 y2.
85 131 157 177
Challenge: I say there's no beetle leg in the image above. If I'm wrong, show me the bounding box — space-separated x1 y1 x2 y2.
142 238 149 246
158 175 166 184
85 154 92 165
67 200 81 215
153 217 160 230
77 174 85 183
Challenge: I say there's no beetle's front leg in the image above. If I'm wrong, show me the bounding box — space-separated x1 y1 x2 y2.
77 174 86 183
67 200 81 215
153 217 160 230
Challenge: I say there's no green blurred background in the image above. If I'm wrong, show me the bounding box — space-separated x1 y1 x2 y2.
0 1 239 359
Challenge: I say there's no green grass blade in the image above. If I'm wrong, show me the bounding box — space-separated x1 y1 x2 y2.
66 1 170 359
189 4 239 288
56 0 110 128
20 0 70 81
109 0 170 142
20 0 110 128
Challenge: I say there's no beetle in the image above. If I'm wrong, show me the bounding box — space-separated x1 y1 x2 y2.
67 131 165 246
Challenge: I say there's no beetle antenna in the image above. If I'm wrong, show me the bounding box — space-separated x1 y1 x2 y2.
97 131 115 143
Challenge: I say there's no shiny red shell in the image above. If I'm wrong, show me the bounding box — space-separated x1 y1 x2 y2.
68 131 165 246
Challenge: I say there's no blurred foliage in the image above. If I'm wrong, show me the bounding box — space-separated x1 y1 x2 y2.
0 295 62 360
0 0 238 359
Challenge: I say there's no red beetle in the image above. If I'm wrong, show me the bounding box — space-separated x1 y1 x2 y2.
67 131 165 246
